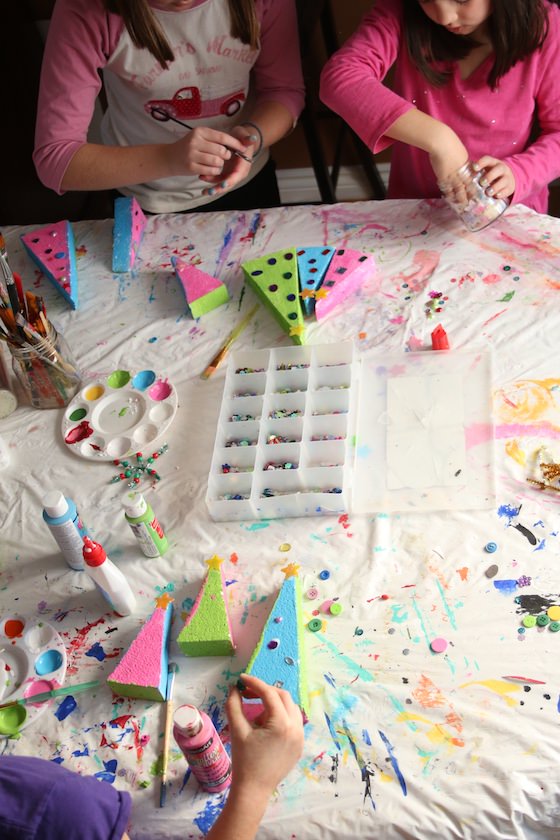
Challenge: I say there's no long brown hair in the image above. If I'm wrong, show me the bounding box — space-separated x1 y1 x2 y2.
104 0 259 68
403 0 549 89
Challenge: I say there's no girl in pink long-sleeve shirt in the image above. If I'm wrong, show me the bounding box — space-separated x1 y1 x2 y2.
34 0 304 214
320 0 560 214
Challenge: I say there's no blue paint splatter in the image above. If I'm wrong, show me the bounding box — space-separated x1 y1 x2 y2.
94 759 118 783
55 695 77 721
378 730 407 796
324 672 337 689
51 756 64 764
557 695 560 713
193 793 227 834
497 503 520 522
362 729 372 746
72 745 90 757
85 642 106 661
493 579 518 595
148 336 157 343
324 713 341 751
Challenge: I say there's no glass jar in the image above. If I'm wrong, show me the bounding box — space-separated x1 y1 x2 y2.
8 322 81 409
438 160 509 232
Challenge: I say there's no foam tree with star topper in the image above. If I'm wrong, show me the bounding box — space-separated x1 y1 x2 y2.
177 555 235 656
244 563 308 714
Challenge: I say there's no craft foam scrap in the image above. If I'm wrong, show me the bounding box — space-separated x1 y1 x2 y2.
106 594 173 701
176 555 235 656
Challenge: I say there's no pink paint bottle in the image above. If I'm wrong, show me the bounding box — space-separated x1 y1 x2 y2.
172 705 232 793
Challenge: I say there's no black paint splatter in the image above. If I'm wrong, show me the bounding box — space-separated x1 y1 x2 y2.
515 594 558 615
513 522 538 545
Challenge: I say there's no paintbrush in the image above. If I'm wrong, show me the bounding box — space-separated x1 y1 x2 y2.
200 304 259 380
159 662 178 808
0 679 100 710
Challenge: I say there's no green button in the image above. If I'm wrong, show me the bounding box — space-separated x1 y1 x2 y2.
549 621 560 632
522 615 537 628
537 614 550 626
307 618 322 632
329 602 342 616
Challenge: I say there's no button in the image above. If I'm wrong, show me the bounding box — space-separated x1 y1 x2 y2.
547 605 560 621
484 542 498 553
307 618 322 632
430 637 448 653
485 564 499 579
319 570 330 580
522 615 536 628
267 639 279 649
329 602 342 616
537 614 550 626
306 587 319 600
549 621 560 632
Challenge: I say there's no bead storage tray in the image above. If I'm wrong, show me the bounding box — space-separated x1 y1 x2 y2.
0 616 67 738
205 344 496 521
206 342 358 521
61 368 177 460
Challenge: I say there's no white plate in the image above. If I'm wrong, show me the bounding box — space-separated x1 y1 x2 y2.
61 368 178 460
0 616 67 738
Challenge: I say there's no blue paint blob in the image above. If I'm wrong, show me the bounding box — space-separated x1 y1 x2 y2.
55 695 77 721
94 759 118 783
132 369 156 391
362 728 372 746
497 504 521 523
193 794 228 833
35 649 63 675
493 579 519 595
85 642 106 661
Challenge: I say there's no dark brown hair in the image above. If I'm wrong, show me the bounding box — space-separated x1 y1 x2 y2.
403 0 550 88
104 0 259 68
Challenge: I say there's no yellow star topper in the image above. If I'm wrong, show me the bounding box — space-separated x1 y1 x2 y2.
300 288 315 299
314 288 329 299
281 562 300 578
289 324 305 337
155 591 174 610
206 554 224 570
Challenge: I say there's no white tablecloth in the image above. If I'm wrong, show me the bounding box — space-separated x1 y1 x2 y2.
1 199 560 839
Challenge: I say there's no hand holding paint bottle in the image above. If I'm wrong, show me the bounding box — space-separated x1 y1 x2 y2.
173 704 232 793
82 536 136 616
122 491 168 557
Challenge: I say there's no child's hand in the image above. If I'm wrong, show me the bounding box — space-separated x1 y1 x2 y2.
199 126 260 198
225 674 304 800
167 126 249 180
473 156 515 200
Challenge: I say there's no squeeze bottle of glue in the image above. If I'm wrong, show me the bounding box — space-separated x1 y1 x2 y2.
42 491 89 571
172 704 232 793
122 491 168 557
82 537 136 616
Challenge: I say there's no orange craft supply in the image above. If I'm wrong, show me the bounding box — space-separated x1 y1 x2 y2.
431 324 450 350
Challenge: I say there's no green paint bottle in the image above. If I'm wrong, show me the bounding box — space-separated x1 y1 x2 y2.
122 491 168 557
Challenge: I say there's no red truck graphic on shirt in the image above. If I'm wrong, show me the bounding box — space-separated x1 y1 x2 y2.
145 86 246 122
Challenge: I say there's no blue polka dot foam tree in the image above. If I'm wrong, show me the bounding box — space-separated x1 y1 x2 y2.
244 562 309 714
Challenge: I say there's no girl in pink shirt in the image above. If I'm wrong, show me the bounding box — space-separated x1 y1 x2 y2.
320 0 560 214
34 0 304 214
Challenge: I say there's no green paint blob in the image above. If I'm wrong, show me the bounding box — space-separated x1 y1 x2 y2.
0 704 27 736
69 407 87 421
107 370 131 389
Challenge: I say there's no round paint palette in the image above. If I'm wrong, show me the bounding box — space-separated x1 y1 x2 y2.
0 616 67 738
61 369 178 460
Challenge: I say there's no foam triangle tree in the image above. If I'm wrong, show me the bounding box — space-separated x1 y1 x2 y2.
241 248 305 344
315 248 376 321
244 563 308 713
296 246 335 316
20 220 79 308
177 555 235 656
171 257 229 318
107 593 173 702
112 196 147 273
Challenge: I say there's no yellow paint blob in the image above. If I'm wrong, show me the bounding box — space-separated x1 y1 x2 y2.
505 439 526 467
84 384 104 401
279 543 291 552
547 605 560 621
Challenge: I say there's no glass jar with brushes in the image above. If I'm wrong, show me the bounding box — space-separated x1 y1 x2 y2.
8 320 81 409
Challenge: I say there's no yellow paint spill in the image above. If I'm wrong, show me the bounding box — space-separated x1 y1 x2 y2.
459 679 520 706
505 439 526 466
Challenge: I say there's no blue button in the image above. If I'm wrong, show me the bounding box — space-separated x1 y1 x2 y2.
319 570 330 580
484 542 498 553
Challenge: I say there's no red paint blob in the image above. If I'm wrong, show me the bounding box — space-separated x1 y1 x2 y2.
65 420 94 444
4 619 24 638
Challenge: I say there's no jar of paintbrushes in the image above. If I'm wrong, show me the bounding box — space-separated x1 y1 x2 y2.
8 319 81 409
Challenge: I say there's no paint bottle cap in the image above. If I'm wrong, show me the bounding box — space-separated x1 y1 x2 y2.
82 536 107 567
174 704 203 736
42 490 69 518
122 491 147 518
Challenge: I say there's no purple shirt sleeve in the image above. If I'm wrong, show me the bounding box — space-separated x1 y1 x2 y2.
0 755 131 840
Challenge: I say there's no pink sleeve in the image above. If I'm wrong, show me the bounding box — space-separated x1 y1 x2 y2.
503 3 560 207
33 0 124 194
252 0 305 123
319 0 414 154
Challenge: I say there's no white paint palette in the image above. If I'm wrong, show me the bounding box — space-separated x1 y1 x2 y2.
0 616 67 738
61 368 177 460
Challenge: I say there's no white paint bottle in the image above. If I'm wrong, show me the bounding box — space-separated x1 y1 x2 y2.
42 491 89 571
82 536 136 616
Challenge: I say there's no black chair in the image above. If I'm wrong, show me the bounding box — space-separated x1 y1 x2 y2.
296 0 386 203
